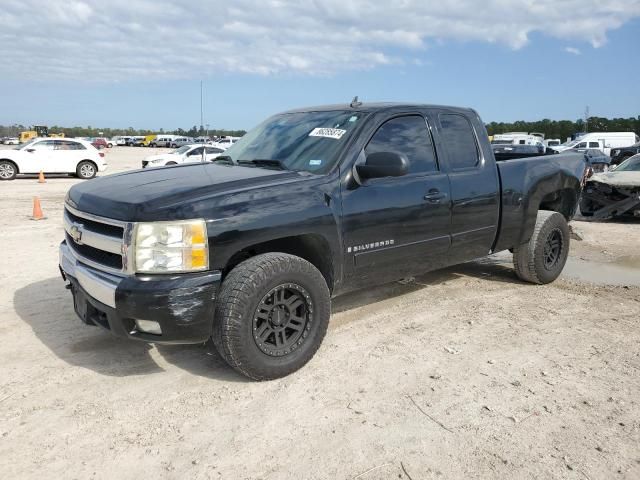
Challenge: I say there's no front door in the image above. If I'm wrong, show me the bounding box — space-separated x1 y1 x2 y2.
340 114 452 289
21 139 56 173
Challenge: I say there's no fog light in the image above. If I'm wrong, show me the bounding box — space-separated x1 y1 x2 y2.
135 319 162 335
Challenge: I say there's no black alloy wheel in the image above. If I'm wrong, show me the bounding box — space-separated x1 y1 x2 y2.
543 229 563 270
253 283 313 357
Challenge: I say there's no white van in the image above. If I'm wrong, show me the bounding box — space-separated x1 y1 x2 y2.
170 137 192 148
150 135 179 148
553 132 638 156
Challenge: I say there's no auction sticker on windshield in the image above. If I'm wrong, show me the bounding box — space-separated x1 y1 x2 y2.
309 128 347 140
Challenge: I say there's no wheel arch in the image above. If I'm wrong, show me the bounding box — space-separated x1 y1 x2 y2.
222 234 335 293
0 158 19 173
78 159 98 169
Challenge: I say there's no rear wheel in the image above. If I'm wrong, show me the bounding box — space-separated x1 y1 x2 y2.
213 253 331 380
513 210 570 284
76 161 97 179
0 160 17 180
165 161 177 165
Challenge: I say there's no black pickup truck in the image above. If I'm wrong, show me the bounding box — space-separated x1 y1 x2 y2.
59 103 587 380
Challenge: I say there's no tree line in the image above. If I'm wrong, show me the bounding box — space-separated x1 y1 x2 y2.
486 116 639 141
1 116 638 141
0 124 246 139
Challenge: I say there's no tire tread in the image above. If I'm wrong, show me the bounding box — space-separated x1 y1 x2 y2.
213 253 330 380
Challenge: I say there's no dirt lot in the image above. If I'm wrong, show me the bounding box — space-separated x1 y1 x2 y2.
1 146 639 479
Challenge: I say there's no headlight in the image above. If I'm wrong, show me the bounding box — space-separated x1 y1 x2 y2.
134 220 208 273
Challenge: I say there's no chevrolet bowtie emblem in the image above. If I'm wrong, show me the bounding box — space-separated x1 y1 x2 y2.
69 223 84 244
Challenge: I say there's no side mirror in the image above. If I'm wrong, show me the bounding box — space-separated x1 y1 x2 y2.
356 151 408 180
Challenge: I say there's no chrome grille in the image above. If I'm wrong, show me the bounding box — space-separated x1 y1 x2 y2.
63 205 132 275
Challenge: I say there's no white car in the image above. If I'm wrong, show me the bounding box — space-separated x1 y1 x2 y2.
142 144 224 168
210 137 239 150
0 138 107 180
3 137 19 145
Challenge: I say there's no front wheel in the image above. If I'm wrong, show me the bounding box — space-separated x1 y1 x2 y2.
76 161 97 179
513 210 570 284
213 253 331 380
0 160 17 180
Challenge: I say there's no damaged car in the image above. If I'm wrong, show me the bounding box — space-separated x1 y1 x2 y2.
580 153 640 219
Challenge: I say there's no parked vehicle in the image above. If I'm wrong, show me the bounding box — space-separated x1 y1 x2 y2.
582 149 611 174
142 134 157 147
58 102 586 380
552 132 638 156
544 139 561 148
142 144 224 168
610 141 640 165
492 143 546 160
115 136 131 146
169 136 191 148
127 136 145 146
0 138 107 180
580 153 640 219
149 135 179 148
3 137 19 145
491 132 544 147
91 138 109 150
210 136 239 150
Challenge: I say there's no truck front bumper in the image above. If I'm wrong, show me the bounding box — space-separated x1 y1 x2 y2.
59 241 221 344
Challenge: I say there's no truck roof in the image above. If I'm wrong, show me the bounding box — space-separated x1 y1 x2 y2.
282 102 477 116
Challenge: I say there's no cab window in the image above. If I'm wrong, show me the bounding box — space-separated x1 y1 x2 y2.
365 115 438 174
439 114 480 170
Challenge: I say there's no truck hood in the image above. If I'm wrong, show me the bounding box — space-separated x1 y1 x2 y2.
66 163 304 221
590 171 640 188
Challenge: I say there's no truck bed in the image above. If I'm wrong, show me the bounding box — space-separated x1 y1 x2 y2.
494 152 587 251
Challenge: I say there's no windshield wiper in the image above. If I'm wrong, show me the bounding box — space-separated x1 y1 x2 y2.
213 155 234 164
237 159 288 170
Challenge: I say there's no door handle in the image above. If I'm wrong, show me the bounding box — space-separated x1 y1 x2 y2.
424 190 447 202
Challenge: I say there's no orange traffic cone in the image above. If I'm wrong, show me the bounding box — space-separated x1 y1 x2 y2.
31 197 45 220
38 170 46 183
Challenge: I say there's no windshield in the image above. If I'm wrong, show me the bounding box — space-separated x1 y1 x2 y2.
15 139 38 150
173 145 191 154
615 154 640 172
220 110 366 174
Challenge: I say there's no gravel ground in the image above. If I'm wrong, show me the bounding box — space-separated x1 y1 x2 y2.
0 146 639 479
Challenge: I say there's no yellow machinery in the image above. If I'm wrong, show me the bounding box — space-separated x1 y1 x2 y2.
142 134 157 146
19 125 64 143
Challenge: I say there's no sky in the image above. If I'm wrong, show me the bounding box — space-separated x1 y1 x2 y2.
1 0 639 131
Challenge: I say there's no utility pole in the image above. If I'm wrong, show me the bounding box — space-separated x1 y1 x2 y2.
200 80 204 134
584 105 589 133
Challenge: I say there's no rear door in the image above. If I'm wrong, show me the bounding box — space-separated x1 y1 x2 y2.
52 140 87 173
431 110 500 263
184 146 204 163
341 113 452 287
205 146 224 161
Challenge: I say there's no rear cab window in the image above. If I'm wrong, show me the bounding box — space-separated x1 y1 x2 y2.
438 113 480 170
